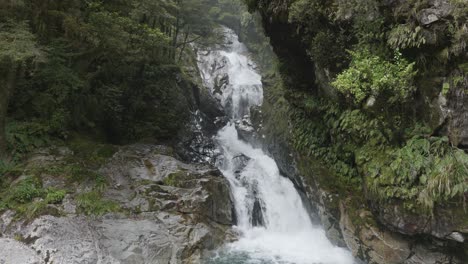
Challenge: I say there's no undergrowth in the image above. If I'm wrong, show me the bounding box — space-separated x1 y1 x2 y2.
0 176 67 220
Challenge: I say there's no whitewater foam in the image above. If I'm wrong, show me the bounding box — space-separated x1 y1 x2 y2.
199 27 354 264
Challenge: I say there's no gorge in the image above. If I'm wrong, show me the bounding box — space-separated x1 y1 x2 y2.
0 0 467 263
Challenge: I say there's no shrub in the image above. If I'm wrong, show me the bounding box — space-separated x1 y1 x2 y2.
6 121 51 161
309 30 349 70
387 24 426 50
366 136 468 211
0 176 67 219
332 49 417 105
10 177 44 203
45 189 66 204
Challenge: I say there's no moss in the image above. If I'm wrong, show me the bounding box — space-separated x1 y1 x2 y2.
459 63 468 73
16 200 63 221
76 191 120 216
297 156 345 194
67 136 118 167
344 197 378 228
163 171 189 187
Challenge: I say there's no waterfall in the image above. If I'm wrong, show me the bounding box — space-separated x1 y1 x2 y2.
199 28 354 264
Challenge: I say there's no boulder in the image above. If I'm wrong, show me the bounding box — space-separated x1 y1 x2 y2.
417 0 453 25
339 201 412 264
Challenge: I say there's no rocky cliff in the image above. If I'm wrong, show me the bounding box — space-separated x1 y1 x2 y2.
0 143 235 264
246 0 468 263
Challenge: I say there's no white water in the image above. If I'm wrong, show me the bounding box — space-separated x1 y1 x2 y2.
199 28 354 264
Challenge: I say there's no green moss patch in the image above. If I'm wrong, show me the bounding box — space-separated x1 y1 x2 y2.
0 176 67 220
76 191 120 216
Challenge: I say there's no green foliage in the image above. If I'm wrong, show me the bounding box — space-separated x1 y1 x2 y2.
254 0 468 216
6 121 51 161
262 75 291 138
76 191 120 216
309 30 349 70
334 0 380 21
1 0 218 155
16 200 49 221
442 82 451 96
365 136 468 211
9 177 44 204
388 24 426 50
332 49 417 105
67 136 118 167
449 0 468 52
0 159 20 178
289 0 333 28
45 189 66 204
0 176 67 217
290 94 359 180
0 20 42 63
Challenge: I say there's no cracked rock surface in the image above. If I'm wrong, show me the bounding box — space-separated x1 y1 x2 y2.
0 144 235 264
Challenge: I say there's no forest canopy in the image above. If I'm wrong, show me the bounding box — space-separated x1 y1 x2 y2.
0 0 230 160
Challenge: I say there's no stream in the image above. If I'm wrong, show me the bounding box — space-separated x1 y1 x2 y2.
198 28 354 264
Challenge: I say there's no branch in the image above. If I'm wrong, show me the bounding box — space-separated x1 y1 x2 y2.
176 35 202 47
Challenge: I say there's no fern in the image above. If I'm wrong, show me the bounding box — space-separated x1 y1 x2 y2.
387 24 427 50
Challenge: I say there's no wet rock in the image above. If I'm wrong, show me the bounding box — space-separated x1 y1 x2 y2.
444 74 468 148
199 175 237 226
232 154 251 174
317 190 347 247
405 244 460 264
448 232 465 243
373 200 468 240
339 202 412 264
235 119 256 144
251 199 265 227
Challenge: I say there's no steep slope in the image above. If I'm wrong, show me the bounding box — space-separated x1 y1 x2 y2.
246 0 468 263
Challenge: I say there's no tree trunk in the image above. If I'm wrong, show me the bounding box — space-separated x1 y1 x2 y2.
0 83 8 157
172 18 180 60
178 31 190 62
172 0 181 61
0 60 18 158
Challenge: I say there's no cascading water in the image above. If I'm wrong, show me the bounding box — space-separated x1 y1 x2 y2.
199 28 354 264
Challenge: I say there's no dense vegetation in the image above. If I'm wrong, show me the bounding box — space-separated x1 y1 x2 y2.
0 0 224 162
247 0 468 212
0 0 272 221
1 0 466 220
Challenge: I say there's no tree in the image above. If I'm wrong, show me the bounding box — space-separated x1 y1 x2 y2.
0 21 42 156
172 0 216 61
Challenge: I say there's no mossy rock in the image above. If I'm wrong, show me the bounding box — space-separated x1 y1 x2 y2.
162 171 199 188
67 136 118 167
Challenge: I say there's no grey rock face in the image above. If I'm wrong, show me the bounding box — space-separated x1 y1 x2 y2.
445 77 468 148
418 0 453 25
338 200 466 264
14 214 215 264
373 200 468 240
0 239 41 264
339 203 412 264
0 144 235 264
